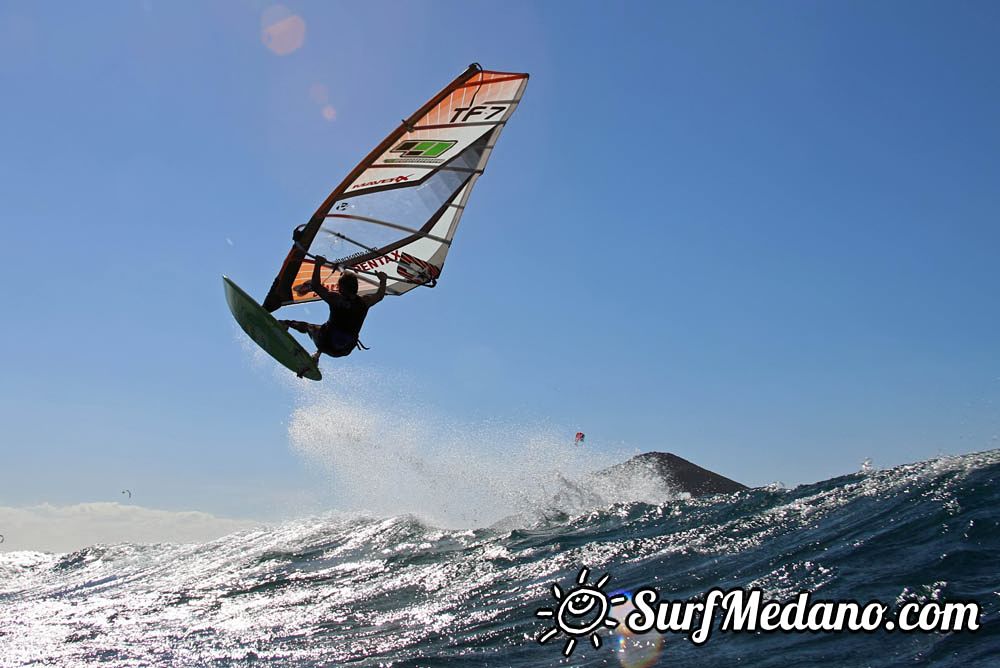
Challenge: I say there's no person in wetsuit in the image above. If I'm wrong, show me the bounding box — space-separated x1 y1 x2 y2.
280 255 387 368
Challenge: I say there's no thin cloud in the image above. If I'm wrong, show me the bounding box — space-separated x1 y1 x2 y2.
0 502 259 554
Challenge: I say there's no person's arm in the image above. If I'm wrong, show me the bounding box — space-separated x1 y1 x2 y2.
362 271 388 307
308 256 341 304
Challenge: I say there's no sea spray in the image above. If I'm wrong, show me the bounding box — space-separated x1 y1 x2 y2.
285 366 628 527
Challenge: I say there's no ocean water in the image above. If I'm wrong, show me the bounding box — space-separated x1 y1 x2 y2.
1 449 998 667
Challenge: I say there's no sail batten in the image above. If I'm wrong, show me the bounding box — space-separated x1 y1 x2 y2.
323 213 453 245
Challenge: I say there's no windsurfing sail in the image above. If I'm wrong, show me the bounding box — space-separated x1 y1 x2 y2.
262 63 529 312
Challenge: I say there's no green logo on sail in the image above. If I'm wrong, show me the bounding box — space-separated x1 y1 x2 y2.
386 139 457 163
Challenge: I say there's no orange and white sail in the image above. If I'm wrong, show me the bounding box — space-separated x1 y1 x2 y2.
263 64 529 311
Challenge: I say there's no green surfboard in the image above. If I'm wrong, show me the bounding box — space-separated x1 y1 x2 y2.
223 276 322 381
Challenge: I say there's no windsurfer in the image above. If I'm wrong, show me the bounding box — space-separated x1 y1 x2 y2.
280 256 387 370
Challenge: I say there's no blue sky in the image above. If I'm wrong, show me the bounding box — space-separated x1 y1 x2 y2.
1 2 998 541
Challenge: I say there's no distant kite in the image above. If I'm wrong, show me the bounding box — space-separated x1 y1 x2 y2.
574 432 585 445
0 534 5 544
122 489 132 499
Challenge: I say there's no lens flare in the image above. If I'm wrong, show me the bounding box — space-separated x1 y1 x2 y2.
308 84 336 121
260 5 305 56
309 83 328 105
611 593 664 668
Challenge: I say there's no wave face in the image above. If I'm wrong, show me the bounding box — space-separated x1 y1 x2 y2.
2 450 998 667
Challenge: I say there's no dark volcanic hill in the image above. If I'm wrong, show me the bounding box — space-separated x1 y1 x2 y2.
489 451 747 530
594 452 747 497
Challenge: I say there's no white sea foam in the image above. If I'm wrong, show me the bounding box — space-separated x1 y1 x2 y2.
285 365 637 527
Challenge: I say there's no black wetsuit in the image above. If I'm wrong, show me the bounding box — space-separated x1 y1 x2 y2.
318 293 370 356
284 293 370 358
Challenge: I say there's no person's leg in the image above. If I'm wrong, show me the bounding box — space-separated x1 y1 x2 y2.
280 319 316 335
282 320 326 359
